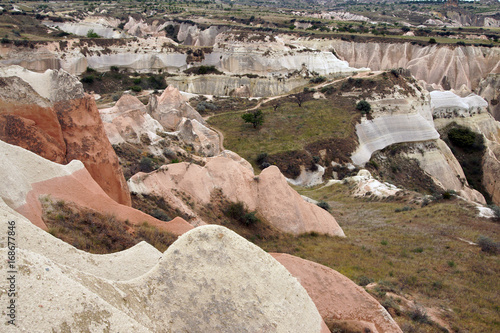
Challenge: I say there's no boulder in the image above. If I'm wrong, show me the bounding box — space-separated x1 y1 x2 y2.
128 156 345 236
272 253 403 333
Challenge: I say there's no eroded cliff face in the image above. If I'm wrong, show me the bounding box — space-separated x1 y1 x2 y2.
298 39 500 91
476 73 500 121
432 91 500 205
0 66 131 206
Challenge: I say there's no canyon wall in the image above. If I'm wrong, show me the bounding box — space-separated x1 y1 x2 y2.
298 39 500 91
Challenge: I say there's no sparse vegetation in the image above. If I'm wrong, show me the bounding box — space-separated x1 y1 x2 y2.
86 29 100 38
42 198 177 253
224 201 260 226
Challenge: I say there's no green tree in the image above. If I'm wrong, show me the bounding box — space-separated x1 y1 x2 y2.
242 110 264 129
86 29 100 38
356 100 371 114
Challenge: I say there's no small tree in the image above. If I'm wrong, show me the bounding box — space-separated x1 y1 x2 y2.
356 100 371 114
242 110 264 129
86 29 100 38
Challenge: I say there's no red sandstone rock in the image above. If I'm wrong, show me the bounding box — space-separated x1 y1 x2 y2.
271 253 402 333
54 95 131 206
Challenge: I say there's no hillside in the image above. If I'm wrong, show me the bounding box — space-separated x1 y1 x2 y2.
0 2 499 332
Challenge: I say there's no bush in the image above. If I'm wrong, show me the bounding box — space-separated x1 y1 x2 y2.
256 152 268 164
309 76 326 84
358 275 374 286
477 235 499 254
139 157 155 172
356 100 371 114
225 201 259 226
86 29 100 38
80 75 94 84
429 38 437 44
242 110 264 129
448 127 484 151
409 306 429 323
317 201 330 211
131 85 142 92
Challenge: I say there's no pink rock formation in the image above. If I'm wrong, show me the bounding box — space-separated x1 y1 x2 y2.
0 69 131 206
0 139 192 235
55 95 131 206
128 156 345 236
272 253 402 333
148 85 205 131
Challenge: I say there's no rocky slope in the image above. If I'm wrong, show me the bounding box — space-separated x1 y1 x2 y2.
0 66 131 206
101 87 220 157
128 156 345 236
432 90 500 204
0 139 192 234
476 73 500 121
298 39 500 91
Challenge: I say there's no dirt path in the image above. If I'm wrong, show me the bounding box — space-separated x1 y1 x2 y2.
205 70 378 153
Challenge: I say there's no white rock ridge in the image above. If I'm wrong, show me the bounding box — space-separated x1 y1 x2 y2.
0 207 325 332
351 114 439 166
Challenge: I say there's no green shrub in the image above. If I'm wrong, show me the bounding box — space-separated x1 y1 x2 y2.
309 76 326 84
139 157 155 172
86 29 100 38
477 235 499 254
429 38 437 44
358 275 374 286
133 78 142 85
317 201 330 211
448 127 484 151
242 110 264 129
224 201 259 226
80 75 94 84
131 85 142 92
356 100 371 114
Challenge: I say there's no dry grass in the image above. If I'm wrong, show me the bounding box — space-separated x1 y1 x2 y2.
249 183 500 332
41 197 178 254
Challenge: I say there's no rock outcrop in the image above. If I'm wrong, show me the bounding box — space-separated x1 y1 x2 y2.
476 73 500 121
432 90 500 204
272 253 402 333
404 140 486 203
0 66 131 205
0 210 326 332
128 156 345 236
0 139 192 234
300 39 500 91
99 94 164 145
148 86 205 130
350 78 439 165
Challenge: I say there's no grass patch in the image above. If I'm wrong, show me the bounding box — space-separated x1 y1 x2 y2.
247 183 500 332
42 197 177 254
208 97 359 172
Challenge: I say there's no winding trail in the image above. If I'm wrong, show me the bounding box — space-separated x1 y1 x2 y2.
205 71 378 154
